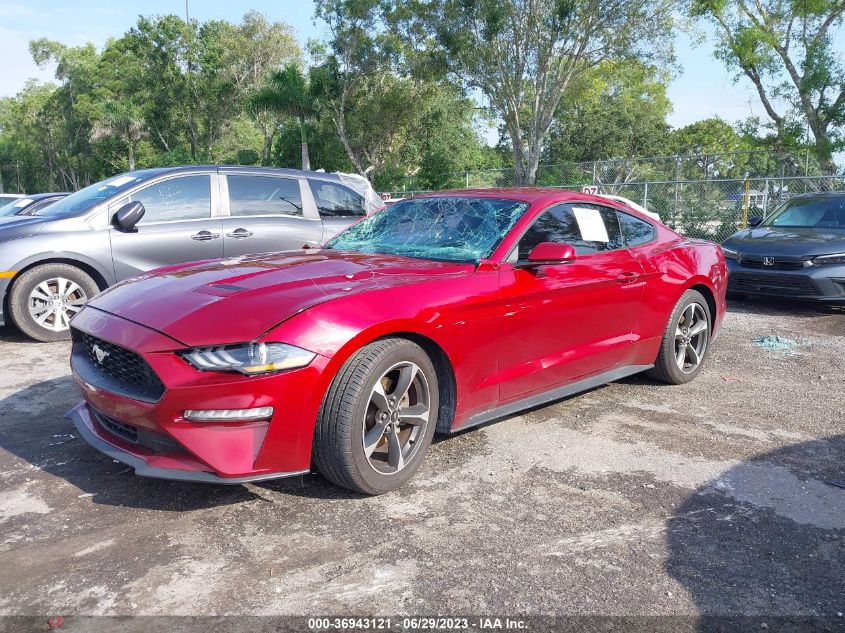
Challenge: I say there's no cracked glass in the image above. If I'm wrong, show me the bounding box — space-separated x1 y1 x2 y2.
326 197 530 262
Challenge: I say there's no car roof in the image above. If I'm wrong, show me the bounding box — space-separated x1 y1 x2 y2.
25 192 70 201
416 187 652 216
122 165 350 182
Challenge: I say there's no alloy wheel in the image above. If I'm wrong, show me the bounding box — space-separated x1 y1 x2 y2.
362 361 431 474
674 302 709 373
28 277 88 333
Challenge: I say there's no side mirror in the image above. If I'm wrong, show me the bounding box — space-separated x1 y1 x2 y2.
747 216 763 228
523 242 577 265
114 201 145 232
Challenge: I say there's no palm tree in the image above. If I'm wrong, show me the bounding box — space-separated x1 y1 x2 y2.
90 100 146 171
249 64 317 170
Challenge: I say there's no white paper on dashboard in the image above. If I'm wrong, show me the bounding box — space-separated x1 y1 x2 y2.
572 206 609 242
107 175 139 188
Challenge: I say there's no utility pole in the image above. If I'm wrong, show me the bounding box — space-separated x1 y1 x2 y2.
185 0 190 23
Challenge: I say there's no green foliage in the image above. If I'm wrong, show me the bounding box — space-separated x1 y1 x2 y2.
237 149 260 165
544 61 672 165
395 0 677 184
690 0 845 174
250 63 317 169
0 12 300 192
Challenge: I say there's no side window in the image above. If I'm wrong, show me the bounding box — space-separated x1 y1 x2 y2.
23 199 53 214
227 175 303 217
308 179 367 218
516 204 622 259
128 175 211 223
617 211 655 246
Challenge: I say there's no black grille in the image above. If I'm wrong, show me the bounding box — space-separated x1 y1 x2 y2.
93 410 185 454
739 256 805 270
729 272 819 296
72 330 165 402
95 411 138 443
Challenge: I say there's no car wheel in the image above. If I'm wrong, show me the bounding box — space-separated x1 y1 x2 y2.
313 338 439 495
647 289 712 385
8 264 98 342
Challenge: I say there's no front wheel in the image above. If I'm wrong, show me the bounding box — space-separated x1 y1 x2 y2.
8 263 99 342
313 338 439 495
647 289 712 385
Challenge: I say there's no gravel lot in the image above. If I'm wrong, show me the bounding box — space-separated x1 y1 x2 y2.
0 299 843 629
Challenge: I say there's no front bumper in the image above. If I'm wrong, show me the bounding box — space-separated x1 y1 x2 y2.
66 403 308 484
69 306 332 482
726 259 845 302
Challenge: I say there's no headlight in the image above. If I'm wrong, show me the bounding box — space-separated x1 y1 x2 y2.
812 253 845 265
179 342 315 375
721 247 741 260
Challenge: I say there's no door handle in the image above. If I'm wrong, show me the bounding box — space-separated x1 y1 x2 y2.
616 271 639 284
191 230 220 241
226 228 254 239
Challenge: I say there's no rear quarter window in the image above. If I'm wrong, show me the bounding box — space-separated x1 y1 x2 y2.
617 211 655 246
308 179 367 218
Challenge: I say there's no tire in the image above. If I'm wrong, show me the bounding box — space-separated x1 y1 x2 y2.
313 338 439 495
8 263 99 342
646 289 712 385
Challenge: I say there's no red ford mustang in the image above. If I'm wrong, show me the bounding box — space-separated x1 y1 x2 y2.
67 189 727 494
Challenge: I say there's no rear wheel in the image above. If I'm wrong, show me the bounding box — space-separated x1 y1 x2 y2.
313 338 439 495
647 289 712 385
8 264 98 342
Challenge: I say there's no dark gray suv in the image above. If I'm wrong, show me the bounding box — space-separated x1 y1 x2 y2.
0 166 380 341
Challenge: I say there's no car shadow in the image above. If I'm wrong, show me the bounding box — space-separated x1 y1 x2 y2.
728 296 845 317
0 324 30 343
666 435 845 625
0 376 268 510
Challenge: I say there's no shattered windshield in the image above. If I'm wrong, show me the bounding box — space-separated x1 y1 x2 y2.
326 197 530 262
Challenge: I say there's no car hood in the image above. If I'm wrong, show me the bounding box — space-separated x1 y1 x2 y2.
723 226 845 257
87 249 474 346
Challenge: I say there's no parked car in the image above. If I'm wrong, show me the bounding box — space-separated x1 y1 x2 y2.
0 193 24 207
0 192 69 217
722 191 845 302
0 166 381 342
66 188 727 493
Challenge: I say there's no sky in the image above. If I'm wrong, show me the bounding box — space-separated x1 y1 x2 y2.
0 0 795 137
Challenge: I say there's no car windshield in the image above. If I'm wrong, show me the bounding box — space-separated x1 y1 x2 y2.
33 174 147 218
326 196 530 262
762 195 845 229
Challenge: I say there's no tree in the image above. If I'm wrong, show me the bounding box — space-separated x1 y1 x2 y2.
312 0 494 185
544 60 672 164
90 100 146 171
670 117 749 178
28 38 105 189
398 0 676 185
690 0 845 174
310 0 386 178
250 64 317 170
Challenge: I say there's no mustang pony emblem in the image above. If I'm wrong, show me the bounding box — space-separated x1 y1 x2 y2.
92 344 109 364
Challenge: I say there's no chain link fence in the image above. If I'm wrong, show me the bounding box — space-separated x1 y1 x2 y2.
384 150 839 193
382 175 844 243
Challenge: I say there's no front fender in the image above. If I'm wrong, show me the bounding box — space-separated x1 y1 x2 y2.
7 250 116 288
